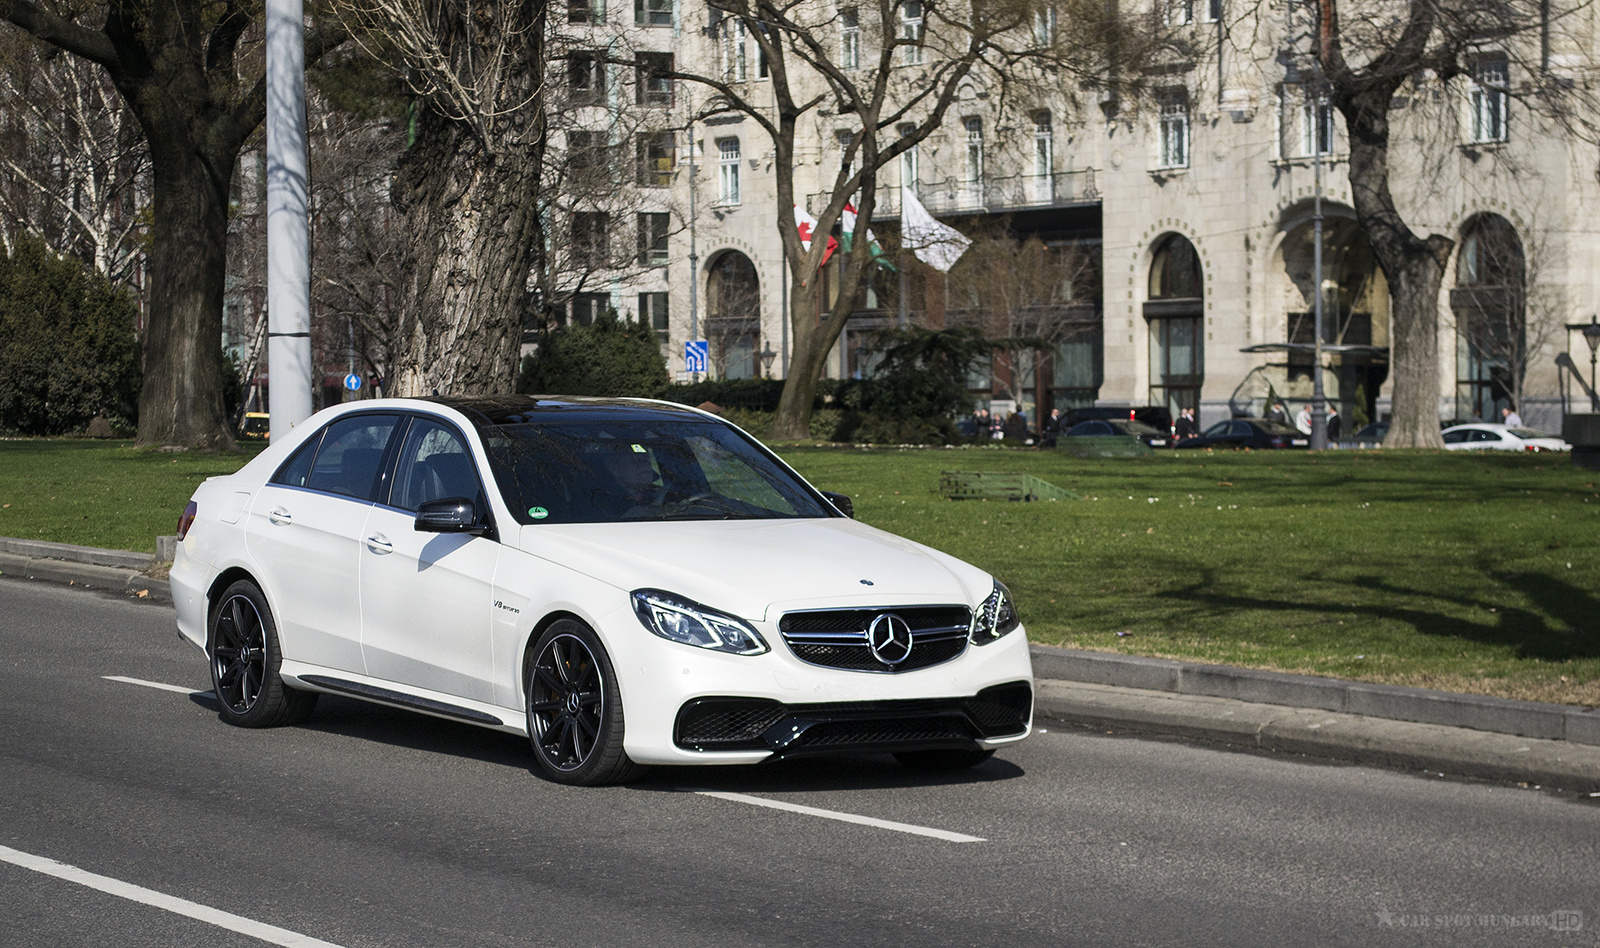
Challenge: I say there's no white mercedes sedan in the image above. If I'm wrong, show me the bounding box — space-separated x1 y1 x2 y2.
1441 423 1570 452
170 397 1034 784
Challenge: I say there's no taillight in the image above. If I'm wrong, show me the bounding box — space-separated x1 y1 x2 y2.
177 501 197 540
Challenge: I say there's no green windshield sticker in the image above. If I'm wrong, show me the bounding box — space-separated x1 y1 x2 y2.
631 443 647 453
528 506 549 520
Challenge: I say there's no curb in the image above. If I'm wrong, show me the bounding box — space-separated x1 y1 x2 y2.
1030 644 1600 747
1035 680 1600 793
0 550 170 603
0 537 154 570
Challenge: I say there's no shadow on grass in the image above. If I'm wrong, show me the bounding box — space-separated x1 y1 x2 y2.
1160 567 1600 662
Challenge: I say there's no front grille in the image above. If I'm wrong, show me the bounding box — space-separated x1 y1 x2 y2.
673 682 1033 755
778 605 972 673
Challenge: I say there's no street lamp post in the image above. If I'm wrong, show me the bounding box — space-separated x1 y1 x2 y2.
1309 85 1329 452
1585 316 1600 406
759 344 777 379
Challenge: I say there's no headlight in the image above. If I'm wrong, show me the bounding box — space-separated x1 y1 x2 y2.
972 580 1020 645
631 589 769 656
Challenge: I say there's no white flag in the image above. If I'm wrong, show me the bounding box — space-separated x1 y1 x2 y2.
899 186 971 272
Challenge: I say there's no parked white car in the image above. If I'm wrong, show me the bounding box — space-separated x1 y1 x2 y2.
170 397 1033 784
1440 423 1570 452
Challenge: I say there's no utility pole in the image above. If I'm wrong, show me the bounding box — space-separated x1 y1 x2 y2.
686 99 700 381
1309 83 1329 452
266 0 313 438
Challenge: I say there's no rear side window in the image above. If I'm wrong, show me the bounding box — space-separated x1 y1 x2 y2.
270 414 401 500
1442 429 1470 444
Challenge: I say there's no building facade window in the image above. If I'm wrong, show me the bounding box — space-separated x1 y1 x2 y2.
638 291 669 343
1452 213 1525 420
568 51 606 104
1032 112 1053 202
1033 4 1056 44
963 117 984 198
567 0 602 24
1158 90 1190 169
635 0 671 27
900 1 924 64
569 292 610 326
1163 0 1192 26
637 52 673 107
841 8 860 69
1470 58 1510 143
717 137 741 204
572 212 609 259
1145 233 1204 415
1199 0 1220 21
637 212 670 266
838 130 855 180
899 124 920 192
635 132 675 187
1302 94 1333 156
569 130 609 171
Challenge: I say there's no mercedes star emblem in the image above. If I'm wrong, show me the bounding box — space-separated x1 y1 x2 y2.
866 613 913 665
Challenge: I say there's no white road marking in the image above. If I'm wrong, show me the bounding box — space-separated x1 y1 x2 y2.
0 844 347 948
692 790 985 843
103 675 206 696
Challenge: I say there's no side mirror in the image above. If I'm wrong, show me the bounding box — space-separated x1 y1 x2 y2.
820 490 854 518
414 497 487 535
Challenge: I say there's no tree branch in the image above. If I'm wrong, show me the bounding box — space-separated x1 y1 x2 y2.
0 0 121 71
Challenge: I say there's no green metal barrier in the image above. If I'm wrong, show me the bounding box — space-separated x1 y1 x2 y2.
939 471 1081 502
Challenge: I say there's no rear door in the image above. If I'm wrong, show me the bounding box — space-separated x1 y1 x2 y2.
358 415 500 702
246 413 403 672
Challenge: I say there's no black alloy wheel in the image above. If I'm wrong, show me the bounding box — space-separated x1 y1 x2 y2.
208 580 317 728
524 620 639 785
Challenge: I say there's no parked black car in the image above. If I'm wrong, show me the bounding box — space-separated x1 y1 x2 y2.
1060 418 1172 448
1175 418 1309 450
1064 405 1174 434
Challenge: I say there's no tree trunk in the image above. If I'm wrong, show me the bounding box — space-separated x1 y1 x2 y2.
132 129 234 448
772 277 826 439
1341 90 1448 449
389 109 542 397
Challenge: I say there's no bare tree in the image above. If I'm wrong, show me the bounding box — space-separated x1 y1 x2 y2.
0 36 148 292
0 0 346 448
335 0 545 396
1293 0 1598 447
671 0 1152 439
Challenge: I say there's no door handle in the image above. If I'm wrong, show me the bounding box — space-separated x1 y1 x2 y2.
268 507 292 525
365 533 393 554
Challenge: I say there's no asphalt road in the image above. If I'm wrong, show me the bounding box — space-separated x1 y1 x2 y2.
3 577 1598 948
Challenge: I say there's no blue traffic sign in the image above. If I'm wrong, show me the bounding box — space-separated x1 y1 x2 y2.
685 340 709 374
343 373 362 391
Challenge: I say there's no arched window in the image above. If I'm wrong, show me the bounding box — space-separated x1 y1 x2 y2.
707 251 761 379
1451 214 1525 421
1145 234 1203 417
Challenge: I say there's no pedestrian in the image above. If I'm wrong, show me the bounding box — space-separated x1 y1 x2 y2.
1294 404 1312 435
1175 407 1198 440
1502 405 1523 427
1043 408 1063 447
1326 404 1342 440
1267 401 1289 426
1003 410 1027 442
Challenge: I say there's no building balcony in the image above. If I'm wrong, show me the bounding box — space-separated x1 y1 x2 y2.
808 170 1099 221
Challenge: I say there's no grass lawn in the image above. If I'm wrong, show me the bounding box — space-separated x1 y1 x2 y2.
0 439 261 553
777 445 1600 707
2 437 1595 706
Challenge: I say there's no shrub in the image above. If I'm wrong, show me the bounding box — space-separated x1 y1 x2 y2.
0 237 142 435
518 311 670 398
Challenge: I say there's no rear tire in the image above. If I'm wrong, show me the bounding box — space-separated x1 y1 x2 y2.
209 580 317 728
524 620 641 786
893 748 995 771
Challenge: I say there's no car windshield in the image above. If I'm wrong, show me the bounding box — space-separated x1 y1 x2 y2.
1114 420 1165 437
481 418 834 524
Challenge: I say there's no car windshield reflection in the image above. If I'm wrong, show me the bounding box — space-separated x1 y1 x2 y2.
482 419 834 525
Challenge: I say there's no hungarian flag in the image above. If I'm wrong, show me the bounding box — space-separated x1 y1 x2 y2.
794 204 838 266
841 201 894 271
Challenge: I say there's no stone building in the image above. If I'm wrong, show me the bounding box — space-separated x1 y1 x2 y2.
549 0 1600 432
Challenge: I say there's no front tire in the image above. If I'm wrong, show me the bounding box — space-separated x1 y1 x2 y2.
524 620 640 786
209 580 316 728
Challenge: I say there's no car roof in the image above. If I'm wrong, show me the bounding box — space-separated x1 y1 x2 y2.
422 395 714 430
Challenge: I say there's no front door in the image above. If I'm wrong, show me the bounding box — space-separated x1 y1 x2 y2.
359 416 499 703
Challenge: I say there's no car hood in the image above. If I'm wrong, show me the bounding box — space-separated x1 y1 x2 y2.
514 517 991 622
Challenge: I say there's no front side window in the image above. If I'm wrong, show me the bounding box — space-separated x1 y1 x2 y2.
1470 58 1509 143
718 137 741 204
482 419 834 524
841 7 860 68
900 1 924 64
1158 90 1190 168
390 418 482 512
